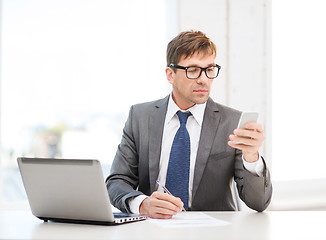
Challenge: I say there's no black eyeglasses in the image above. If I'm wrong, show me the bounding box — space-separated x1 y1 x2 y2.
169 63 221 79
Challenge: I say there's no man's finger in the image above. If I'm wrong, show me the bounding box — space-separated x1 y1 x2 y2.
152 192 184 208
233 129 263 141
228 141 258 152
244 122 264 132
151 198 182 213
229 135 257 146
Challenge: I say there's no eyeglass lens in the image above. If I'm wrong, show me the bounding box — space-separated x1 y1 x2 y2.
187 66 218 79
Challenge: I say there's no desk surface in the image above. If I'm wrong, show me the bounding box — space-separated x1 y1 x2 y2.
0 210 325 240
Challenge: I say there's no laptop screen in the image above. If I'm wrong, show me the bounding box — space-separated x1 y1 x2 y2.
17 158 138 224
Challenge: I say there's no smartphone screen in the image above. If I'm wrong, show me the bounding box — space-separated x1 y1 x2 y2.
237 112 259 129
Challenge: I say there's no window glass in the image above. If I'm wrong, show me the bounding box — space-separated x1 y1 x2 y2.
272 0 326 181
0 0 169 204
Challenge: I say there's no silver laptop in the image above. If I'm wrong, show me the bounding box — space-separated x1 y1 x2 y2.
17 157 147 225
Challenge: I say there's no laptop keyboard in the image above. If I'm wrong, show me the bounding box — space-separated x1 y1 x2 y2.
113 212 138 218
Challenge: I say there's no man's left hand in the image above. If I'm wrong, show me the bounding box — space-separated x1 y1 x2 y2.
228 122 265 163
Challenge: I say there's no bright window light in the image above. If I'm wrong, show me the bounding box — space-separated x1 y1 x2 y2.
272 0 326 181
0 0 170 204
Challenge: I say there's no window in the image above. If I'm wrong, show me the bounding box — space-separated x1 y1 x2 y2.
272 0 326 181
0 0 171 206
272 0 326 209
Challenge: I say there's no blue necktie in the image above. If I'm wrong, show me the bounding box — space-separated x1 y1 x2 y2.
165 111 192 210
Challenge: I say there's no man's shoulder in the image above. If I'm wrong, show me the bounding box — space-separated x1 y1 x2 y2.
132 95 169 111
127 96 169 124
206 99 242 127
207 98 241 116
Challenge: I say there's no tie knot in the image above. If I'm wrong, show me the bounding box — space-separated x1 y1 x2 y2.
176 111 192 125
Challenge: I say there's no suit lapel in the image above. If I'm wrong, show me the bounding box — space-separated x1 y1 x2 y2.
192 98 220 200
148 96 169 192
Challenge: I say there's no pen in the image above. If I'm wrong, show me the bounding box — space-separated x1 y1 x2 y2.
156 180 187 212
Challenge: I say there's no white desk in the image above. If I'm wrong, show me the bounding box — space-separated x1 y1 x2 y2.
0 210 325 240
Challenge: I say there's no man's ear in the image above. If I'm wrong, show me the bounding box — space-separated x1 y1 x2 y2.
165 67 175 84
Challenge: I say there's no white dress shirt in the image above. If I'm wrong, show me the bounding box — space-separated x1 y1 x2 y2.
129 95 264 214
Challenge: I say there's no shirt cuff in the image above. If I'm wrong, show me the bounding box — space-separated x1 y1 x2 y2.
242 154 264 177
128 195 148 214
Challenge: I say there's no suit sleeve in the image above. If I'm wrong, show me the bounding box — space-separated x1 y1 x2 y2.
234 149 272 212
105 106 143 213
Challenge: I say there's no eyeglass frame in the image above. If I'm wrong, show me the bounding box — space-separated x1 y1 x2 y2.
168 63 221 79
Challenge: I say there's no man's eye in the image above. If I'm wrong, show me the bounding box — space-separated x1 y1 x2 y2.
188 68 200 73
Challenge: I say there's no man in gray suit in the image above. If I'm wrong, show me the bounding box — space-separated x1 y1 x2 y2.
106 30 272 219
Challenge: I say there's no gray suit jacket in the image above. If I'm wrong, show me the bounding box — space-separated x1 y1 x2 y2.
106 96 272 212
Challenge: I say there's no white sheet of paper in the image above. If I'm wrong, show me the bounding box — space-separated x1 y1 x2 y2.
149 212 230 228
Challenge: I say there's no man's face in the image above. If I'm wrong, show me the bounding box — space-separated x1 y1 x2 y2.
166 52 216 110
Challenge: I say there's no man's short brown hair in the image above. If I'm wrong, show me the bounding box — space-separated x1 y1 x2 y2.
166 30 217 66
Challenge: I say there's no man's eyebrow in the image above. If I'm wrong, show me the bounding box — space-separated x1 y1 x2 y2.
187 63 216 67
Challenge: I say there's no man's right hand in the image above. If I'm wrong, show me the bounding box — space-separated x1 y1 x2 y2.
139 191 183 219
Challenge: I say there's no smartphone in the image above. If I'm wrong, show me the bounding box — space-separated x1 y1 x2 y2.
237 112 259 129
234 112 259 144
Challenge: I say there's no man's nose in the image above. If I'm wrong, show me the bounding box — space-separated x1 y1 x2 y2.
196 70 209 84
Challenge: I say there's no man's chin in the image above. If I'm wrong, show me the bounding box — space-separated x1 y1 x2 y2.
193 96 209 105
